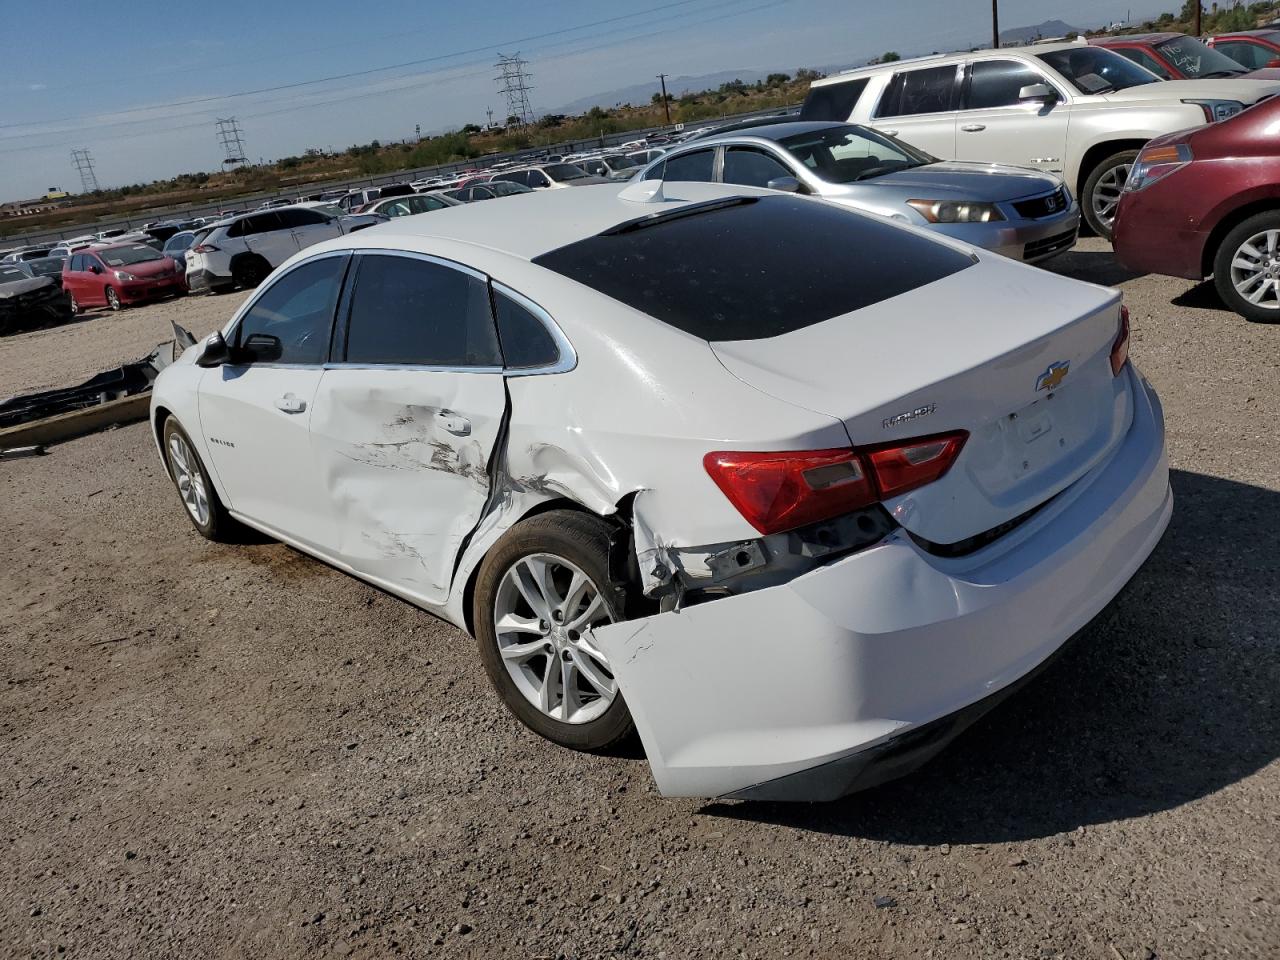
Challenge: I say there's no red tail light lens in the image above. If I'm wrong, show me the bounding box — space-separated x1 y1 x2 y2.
191 243 219 254
1111 304 1130 376
703 449 876 535
865 432 968 500
705 431 969 536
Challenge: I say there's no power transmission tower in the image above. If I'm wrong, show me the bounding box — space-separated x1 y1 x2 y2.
70 148 100 194
215 117 248 166
494 53 534 128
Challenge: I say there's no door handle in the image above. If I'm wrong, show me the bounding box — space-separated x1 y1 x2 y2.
960 123 987 132
274 393 306 414
436 411 471 436
881 129 898 137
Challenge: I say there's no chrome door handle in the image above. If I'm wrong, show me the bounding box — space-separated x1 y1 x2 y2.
274 393 306 414
881 129 898 137
960 123 986 132
436 412 471 436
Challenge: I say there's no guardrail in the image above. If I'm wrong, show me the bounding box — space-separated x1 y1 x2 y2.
1 105 800 248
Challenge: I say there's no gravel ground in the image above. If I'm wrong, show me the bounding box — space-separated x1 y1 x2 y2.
1 239 1277 959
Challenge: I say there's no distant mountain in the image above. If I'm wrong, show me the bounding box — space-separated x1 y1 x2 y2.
1000 19 1079 44
552 69 771 115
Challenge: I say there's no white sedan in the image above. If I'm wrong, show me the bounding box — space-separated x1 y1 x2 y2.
151 181 1172 800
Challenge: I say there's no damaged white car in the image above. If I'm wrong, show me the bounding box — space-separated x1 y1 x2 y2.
151 181 1172 801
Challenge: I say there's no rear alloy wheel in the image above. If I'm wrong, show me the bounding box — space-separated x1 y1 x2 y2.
1214 212 1280 323
474 511 634 752
105 286 122 311
1082 149 1138 240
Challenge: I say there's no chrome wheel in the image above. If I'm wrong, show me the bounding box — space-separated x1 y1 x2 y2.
493 553 617 724
1090 162 1131 229
1229 229 1280 311
106 287 121 311
167 433 210 526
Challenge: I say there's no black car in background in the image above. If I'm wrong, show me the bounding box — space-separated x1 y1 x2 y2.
0 263 73 336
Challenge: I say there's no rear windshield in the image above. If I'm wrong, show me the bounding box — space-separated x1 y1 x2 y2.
532 196 974 341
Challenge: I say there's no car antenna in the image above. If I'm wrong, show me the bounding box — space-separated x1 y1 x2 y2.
617 178 669 203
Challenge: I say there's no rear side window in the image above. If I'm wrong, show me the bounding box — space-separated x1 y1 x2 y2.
876 65 960 117
964 60 1050 109
533 196 974 342
343 255 501 367
494 290 560 369
662 149 716 182
800 78 870 121
235 255 347 364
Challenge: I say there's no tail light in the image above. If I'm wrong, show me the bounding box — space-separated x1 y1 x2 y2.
1111 304 1130 376
704 431 968 536
191 243 219 254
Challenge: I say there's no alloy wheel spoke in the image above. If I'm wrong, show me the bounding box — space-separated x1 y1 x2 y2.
496 612 544 636
560 656 583 720
1233 257 1263 273
500 638 548 661
564 592 606 632
513 558 555 620
538 655 560 714
570 648 616 700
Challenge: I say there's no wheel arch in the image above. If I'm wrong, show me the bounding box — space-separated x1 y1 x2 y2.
1201 199 1280 278
228 250 270 280
1075 138 1148 198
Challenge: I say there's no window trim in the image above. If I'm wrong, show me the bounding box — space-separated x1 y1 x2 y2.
959 57 1067 112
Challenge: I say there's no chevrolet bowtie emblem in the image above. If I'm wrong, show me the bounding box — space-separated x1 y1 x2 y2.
1036 360 1070 392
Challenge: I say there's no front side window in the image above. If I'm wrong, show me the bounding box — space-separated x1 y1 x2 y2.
1037 47 1159 94
662 149 716 182
965 60 1053 109
1114 47 1173 79
494 290 560 369
343 255 501 367
279 208 328 227
800 78 870 121
234 255 347 364
721 147 793 188
779 125 931 183
876 65 960 117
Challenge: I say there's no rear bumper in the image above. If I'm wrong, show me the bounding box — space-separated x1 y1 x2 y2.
185 269 235 294
933 205 1080 262
1113 192 1207 280
594 365 1171 800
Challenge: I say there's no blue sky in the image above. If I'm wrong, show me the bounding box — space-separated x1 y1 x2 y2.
0 0 1157 200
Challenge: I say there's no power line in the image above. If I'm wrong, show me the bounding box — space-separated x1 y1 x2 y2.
70 148 99 193
215 118 248 165
495 53 535 128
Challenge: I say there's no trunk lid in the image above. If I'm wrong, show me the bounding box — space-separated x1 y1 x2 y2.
710 253 1133 546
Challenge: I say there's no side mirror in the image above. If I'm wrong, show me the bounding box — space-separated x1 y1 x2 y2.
241 332 282 363
90 264 102 274
196 331 230 367
1018 83 1057 104
767 176 804 193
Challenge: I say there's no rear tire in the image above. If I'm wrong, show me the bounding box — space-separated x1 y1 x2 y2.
1081 149 1138 240
474 510 635 752
161 418 238 542
232 256 269 289
1213 211 1280 323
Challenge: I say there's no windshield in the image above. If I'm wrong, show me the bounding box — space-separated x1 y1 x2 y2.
544 163 589 182
490 181 530 196
1038 47 1161 94
100 244 164 267
0 266 28 283
1155 36 1248 77
779 124 932 183
605 155 640 169
24 258 63 277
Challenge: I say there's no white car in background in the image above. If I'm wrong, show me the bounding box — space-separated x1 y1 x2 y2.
803 42 1280 236
184 204 382 292
151 182 1171 800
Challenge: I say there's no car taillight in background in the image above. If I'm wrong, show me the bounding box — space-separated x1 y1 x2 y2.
1124 143 1193 192
704 431 968 535
1112 304 1130 376
190 244 219 254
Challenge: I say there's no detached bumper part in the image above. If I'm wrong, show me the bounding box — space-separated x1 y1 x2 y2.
593 367 1171 801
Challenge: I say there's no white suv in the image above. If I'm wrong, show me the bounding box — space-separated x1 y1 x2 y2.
802 42 1280 236
185 204 380 293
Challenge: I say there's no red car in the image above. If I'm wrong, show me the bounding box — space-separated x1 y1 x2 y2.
1206 29 1280 71
1113 96 1280 322
1090 32 1280 80
61 242 183 313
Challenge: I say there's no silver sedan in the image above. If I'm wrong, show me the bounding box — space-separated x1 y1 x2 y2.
637 120 1080 263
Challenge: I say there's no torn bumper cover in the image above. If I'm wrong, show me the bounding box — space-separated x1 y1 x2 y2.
593 370 1172 801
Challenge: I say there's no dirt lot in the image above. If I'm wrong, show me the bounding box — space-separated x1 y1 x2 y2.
1 239 1278 959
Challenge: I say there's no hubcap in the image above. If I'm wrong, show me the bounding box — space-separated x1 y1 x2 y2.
493 553 618 724
1090 162 1132 229
1229 229 1280 311
167 434 210 526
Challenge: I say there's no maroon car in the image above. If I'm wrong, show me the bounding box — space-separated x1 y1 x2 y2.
1091 32 1280 80
1206 29 1280 71
1113 97 1280 322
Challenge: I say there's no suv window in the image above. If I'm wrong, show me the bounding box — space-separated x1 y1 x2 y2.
343 254 501 367
494 290 560 369
964 60 1051 109
234 255 347 365
800 78 870 121
527 170 551 188
279 208 328 227
876 65 960 117
1113 48 1173 78
722 147 793 187
662 149 716 182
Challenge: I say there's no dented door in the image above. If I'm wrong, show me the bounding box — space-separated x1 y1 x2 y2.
309 370 506 606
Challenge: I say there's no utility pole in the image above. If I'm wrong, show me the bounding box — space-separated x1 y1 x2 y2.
494 53 535 129
486 106 495 128
1192 1 1201 35
70 148 100 193
991 0 1000 47
215 118 247 166
656 73 672 125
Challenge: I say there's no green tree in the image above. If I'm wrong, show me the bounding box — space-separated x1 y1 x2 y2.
881 51 902 62
766 72 791 85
